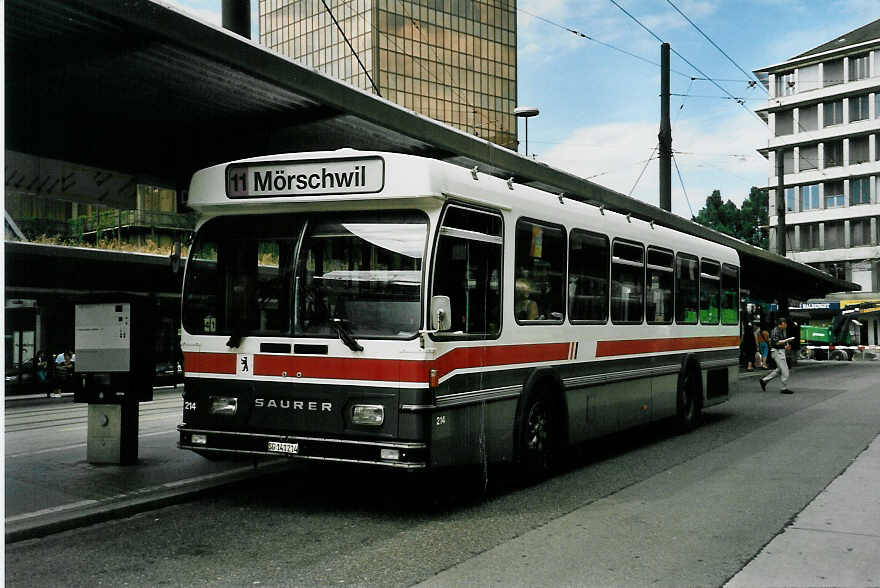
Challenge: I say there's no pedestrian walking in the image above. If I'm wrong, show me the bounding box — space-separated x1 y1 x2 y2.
760 317 794 394
740 321 757 370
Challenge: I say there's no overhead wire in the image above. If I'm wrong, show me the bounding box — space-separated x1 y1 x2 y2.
604 0 766 126
672 153 695 218
517 6 694 78
662 0 766 92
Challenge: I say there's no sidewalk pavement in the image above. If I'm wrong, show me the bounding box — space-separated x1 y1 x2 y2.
4 388 295 543
5 367 879 588
726 434 880 587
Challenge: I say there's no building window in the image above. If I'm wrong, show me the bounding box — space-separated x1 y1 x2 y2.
824 221 845 249
876 94 880 119
824 140 843 168
823 58 843 87
824 180 844 208
801 223 820 250
775 109 793 136
823 100 843 126
799 144 818 170
851 218 871 247
785 187 796 212
801 183 820 210
798 104 818 131
785 226 796 252
851 136 870 164
851 177 871 205
849 53 870 81
782 149 795 174
850 94 870 122
798 64 819 92
775 71 795 97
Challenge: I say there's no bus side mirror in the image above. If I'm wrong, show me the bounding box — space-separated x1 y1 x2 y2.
169 241 182 275
431 296 451 331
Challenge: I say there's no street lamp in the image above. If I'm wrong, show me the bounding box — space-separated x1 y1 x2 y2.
514 106 539 157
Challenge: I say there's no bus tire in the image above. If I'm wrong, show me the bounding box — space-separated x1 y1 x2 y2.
516 387 560 481
674 364 701 433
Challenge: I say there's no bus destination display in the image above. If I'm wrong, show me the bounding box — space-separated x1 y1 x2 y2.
226 157 384 198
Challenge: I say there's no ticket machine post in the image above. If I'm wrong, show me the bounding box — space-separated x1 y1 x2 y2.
74 299 156 465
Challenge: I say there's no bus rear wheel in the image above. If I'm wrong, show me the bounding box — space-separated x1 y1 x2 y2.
518 390 559 480
674 367 701 433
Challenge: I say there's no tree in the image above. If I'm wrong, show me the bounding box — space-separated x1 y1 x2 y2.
693 187 768 249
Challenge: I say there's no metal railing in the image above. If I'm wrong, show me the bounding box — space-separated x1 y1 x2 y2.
70 210 195 234
10 210 195 240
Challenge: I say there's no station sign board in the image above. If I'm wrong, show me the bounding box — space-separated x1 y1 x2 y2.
225 156 385 198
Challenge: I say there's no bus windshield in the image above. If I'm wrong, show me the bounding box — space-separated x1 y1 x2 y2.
182 212 426 340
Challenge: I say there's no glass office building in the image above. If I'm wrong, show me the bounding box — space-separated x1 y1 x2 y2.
259 0 517 149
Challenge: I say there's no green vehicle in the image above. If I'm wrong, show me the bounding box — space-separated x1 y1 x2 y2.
800 315 860 361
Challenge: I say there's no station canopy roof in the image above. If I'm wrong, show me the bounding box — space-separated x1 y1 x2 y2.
5 0 858 300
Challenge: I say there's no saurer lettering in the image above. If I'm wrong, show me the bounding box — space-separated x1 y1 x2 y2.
254 398 332 411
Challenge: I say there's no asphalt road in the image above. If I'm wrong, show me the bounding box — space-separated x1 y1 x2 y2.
5 362 879 587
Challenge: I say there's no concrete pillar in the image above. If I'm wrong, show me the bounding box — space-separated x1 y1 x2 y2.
222 0 251 39
819 222 825 250
845 220 852 248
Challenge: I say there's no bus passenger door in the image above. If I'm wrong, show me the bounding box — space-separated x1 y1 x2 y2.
430 205 504 466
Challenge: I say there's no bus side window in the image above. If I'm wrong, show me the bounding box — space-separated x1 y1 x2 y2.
432 206 503 337
646 247 674 324
514 219 566 323
611 240 644 324
700 259 721 325
721 264 739 325
675 253 699 324
569 229 609 322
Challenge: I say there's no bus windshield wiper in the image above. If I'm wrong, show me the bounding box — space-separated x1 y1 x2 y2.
331 317 363 352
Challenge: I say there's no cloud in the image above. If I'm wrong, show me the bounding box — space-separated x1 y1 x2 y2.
539 109 767 218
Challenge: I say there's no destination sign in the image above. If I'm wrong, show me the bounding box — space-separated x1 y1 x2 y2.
226 157 384 198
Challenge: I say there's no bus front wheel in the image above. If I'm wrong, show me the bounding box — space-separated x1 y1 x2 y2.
517 390 559 480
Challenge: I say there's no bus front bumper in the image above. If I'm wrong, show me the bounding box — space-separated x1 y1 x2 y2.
178 426 428 469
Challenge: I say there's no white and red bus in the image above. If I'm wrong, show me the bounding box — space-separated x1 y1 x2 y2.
177 149 740 476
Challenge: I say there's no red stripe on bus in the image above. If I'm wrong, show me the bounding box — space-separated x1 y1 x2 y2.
183 351 236 374
595 335 740 357
185 342 571 381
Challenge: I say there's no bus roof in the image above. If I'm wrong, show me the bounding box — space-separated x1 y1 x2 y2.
188 149 738 266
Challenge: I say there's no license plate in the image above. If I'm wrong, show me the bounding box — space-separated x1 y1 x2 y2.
267 441 299 454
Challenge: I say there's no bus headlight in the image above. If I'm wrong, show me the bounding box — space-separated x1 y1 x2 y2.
209 396 238 416
351 404 384 426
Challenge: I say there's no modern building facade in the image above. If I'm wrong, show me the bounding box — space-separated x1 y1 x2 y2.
754 19 880 292
259 0 517 149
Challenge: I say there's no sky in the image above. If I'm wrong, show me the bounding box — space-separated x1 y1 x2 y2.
167 0 880 218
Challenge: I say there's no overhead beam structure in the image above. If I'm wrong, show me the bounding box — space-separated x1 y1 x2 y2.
5 0 858 300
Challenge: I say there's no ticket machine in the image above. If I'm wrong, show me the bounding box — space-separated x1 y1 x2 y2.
74 296 157 464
